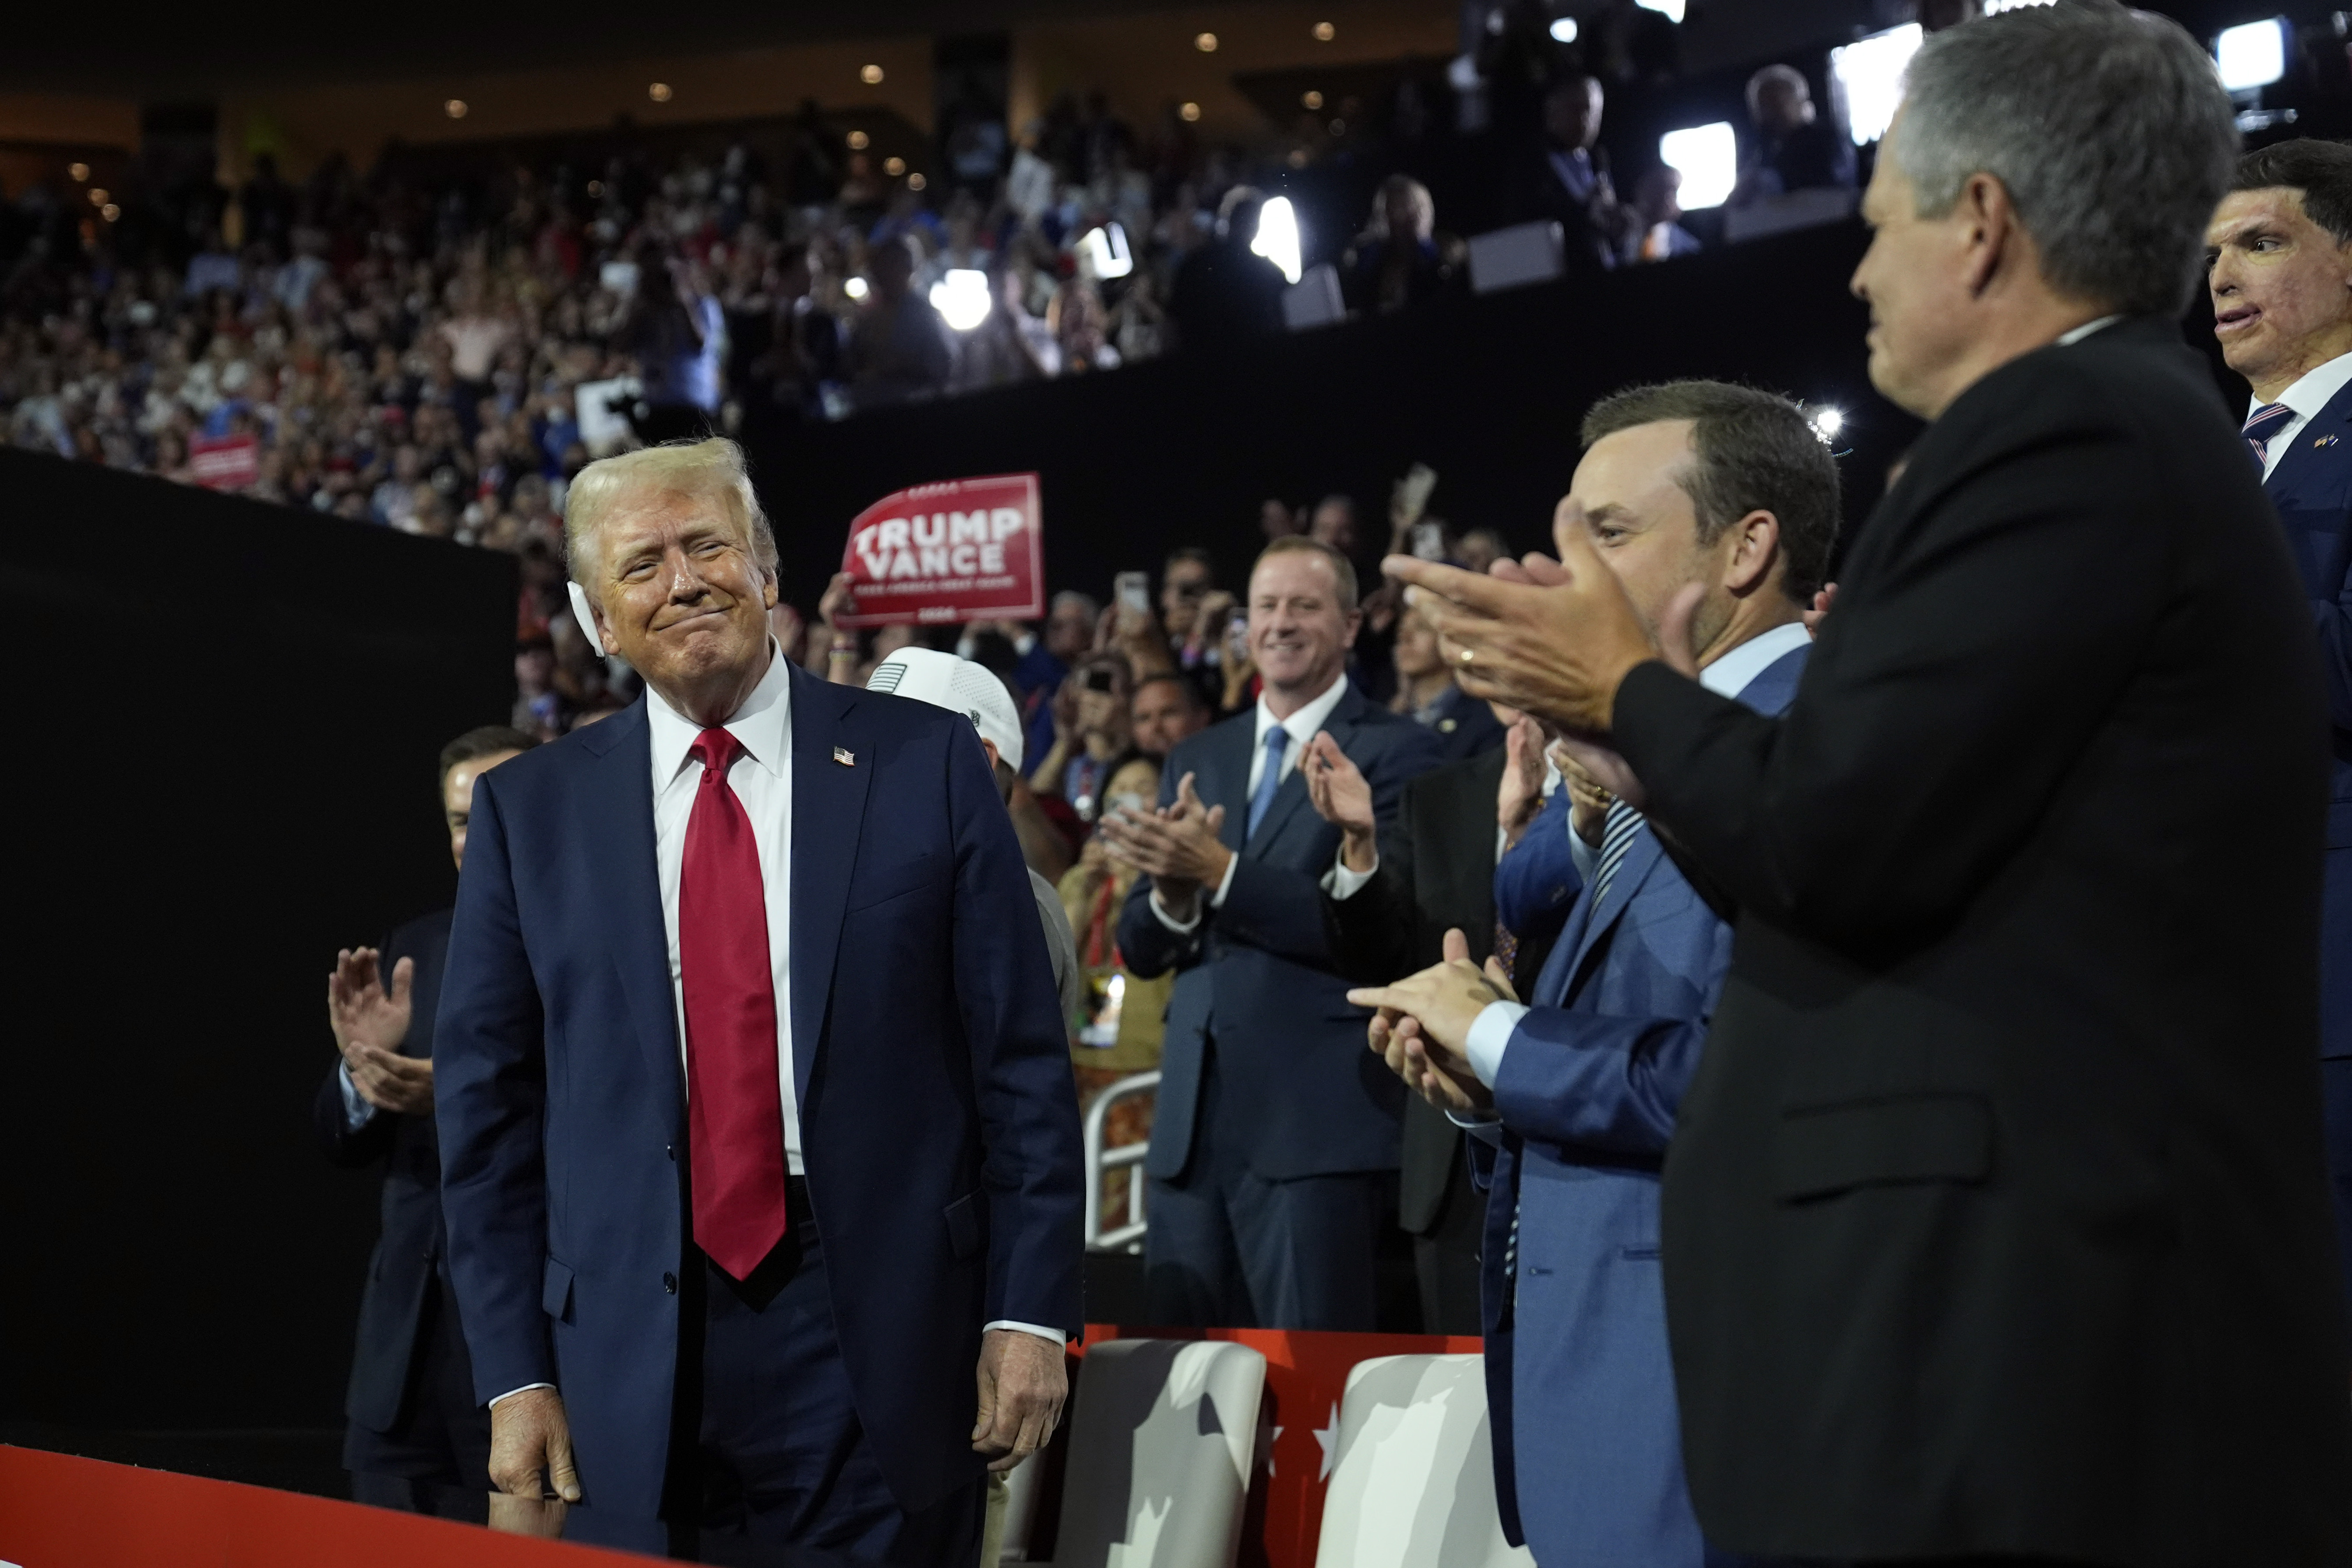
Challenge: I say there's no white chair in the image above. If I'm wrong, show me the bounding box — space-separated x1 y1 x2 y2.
1312 1354 1535 1568
1029 1337 1266 1568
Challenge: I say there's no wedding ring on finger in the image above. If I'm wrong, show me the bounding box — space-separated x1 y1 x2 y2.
1458 646 1475 666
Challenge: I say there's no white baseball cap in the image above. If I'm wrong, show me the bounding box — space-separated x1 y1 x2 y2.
867 645 1026 773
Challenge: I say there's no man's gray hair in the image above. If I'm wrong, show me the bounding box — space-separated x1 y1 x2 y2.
1891 0 2237 317
563 436 778 593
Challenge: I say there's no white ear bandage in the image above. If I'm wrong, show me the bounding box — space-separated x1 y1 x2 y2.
567 581 608 657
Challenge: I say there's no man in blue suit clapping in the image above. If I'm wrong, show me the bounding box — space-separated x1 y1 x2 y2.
434 438 1082 1561
2208 142 2352 1331
1100 536 1445 1329
1348 382 1837 1566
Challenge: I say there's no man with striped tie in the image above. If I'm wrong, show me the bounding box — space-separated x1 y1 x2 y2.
1347 381 1834 1568
2207 138 2352 1343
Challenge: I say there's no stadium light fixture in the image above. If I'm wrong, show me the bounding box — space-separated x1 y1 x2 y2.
1252 196 1304 285
1634 0 1686 22
930 269 992 332
1550 17 1579 43
2216 19 2287 92
1660 122 1737 210
1079 222 1135 280
1830 23 1922 147
844 276 870 300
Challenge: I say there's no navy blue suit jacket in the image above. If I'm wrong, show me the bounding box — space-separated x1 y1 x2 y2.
1419 685 1507 765
2260 379 2352 1059
1117 683 1446 1180
1479 644 1806 1567
314 906 455 1434
1493 784 1581 962
434 666 1083 1517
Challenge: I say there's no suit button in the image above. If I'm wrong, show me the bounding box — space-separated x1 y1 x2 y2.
662 1272 678 1294
665 1145 676 1161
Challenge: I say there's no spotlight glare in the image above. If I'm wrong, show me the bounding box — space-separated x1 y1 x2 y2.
1633 0 1685 21
844 275 869 300
2216 18 2287 92
1549 17 1579 43
1179 102 1201 123
1659 121 1737 210
1195 32 1218 52
445 99 469 119
648 82 672 102
1810 407 1845 440
1251 195 1303 284
1830 23 1922 147
847 130 870 150
1313 21 1335 41
930 268 993 331
860 63 885 85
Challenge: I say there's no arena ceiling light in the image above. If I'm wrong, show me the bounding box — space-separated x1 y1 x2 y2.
1079 222 1135 280
1810 406 1845 443
1830 22 1921 147
1549 16 1579 43
844 275 870 300
930 269 992 331
1252 196 1304 285
1659 122 1737 210
2216 18 2288 92
1634 0 1685 23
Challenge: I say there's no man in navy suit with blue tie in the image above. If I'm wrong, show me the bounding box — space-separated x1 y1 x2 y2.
1349 383 1837 1566
433 438 1082 1560
1099 536 1445 1329
2208 140 2352 1331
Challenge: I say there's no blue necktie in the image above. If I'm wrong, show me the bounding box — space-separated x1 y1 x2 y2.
1245 726 1291 838
2245 401 2294 469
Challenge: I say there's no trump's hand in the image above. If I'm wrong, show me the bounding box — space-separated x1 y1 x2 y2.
1348 929 1514 1063
973 1328 1068 1473
488 1386 581 1502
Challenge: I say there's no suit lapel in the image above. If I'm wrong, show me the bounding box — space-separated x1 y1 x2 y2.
1555 826 1667 1003
578 701 686 1141
2264 376 2352 500
786 665 871 1110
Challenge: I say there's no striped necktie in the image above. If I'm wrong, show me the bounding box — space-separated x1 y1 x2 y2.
2244 401 2295 469
1591 799 1645 909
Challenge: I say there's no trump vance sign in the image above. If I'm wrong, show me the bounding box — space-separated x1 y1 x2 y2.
832 472 1043 629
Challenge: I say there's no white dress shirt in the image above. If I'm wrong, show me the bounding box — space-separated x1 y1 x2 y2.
1150 671 1352 931
1460 618 1815 1107
2250 350 2352 481
493 643 1056 1408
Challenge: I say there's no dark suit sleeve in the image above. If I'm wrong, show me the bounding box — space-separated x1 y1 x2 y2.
1611 388 2170 955
1493 789 1578 937
1215 722 1446 967
2312 545 2352 734
947 727 1085 1337
1492 1007 1707 1156
1321 783 1418 985
433 772 556 1402
314 1059 397 1168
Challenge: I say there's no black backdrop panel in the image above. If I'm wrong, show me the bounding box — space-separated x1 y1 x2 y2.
743 221 1917 615
0 456 515 1430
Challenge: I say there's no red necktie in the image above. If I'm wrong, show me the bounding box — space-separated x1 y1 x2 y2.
680 728 788 1281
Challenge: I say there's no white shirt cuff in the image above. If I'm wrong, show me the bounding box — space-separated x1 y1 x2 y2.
1211 849 1239 906
1323 846 1378 899
984 1320 1068 1347
490 1383 556 1407
1465 1001 1529 1091
338 1061 378 1129
1150 886 1202 933
1567 811 1600 882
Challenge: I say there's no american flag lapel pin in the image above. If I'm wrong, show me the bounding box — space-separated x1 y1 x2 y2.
2317 434 2340 448
833 746 856 767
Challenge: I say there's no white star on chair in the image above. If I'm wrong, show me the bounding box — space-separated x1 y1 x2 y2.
1264 1426 1283 1476
1314 1401 1341 1482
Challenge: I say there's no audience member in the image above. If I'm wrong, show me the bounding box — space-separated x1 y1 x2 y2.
1169 187 1290 349
1101 536 1445 1329
316 723 536 1508
1130 671 1210 761
1349 379 1825 1564
1457 527 1508 576
1630 166 1702 262
1029 653 1133 821
1728 65 1858 209
844 234 952 409
1502 74 1630 271
2204 137 2352 1315
1388 602 1505 761
1340 176 1460 316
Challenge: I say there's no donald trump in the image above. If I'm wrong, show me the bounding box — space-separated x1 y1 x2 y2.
433 437 1083 1560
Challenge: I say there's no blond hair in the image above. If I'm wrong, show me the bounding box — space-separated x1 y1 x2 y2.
562 437 777 592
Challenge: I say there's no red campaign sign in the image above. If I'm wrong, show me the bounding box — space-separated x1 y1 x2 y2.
833 472 1042 629
188 433 259 491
